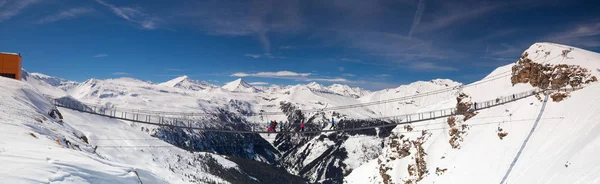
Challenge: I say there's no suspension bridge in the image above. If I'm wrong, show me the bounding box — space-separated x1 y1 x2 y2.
49 88 577 134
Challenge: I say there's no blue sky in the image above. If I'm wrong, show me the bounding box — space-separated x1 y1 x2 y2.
1 0 599 90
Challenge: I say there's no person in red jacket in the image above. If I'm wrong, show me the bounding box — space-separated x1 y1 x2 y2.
300 120 305 132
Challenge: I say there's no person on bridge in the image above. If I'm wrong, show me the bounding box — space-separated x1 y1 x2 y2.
280 121 284 132
267 121 274 132
300 120 305 132
331 117 335 129
273 121 278 133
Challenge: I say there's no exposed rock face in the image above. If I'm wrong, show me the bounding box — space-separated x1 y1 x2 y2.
511 52 597 89
446 93 475 149
378 130 432 184
550 92 569 102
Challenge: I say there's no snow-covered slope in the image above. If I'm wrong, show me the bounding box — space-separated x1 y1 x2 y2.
345 42 600 183
0 76 305 183
159 75 219 91
0 77 168 183
222 78 262 93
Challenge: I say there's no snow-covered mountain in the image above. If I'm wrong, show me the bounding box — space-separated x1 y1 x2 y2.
22 70 79 97
327 83 371 98
255 84 293 94
344 42 600 183
301 82 371 98
6 42 600 183
0 76 305 183
359 79 462 116
159 75 219 91
222 78 263 93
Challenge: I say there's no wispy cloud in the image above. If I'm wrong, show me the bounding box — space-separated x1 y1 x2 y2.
37 8 92 24
177 1 303 54
232 71 311 77
165 68 184 72
306 78 348 83
337 31 461 64
410 62 458 71
243 53 284 59
93 54 108 58
337 67 345 72
95 0 159 29
231 70 353 84
248 82 269 85
376 74 390 78
0 0 40 22
342 73 356 77
546 22 600 48
490 43 523 56
408 0 426 38
417 2 503 33
244 54 261 59
112 72 129 76
279 45 296 49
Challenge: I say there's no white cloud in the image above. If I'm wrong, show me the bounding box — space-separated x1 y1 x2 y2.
243 53 285 59
93 54 108 58
248 82 269 85
37 8 91 24
112 72 129 76
410 62 458 71
95 0 159 30
376 74 390 77
338 67 345 72
342 73 356 77
0 0 40 22
244 54 261 59
231 71 311 77
306 78 348 82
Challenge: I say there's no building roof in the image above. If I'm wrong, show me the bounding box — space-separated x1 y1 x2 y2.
0 52 20 56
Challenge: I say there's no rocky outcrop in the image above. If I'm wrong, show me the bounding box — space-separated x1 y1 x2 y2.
511 52 597 89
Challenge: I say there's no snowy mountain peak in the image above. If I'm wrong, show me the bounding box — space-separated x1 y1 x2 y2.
328 83 371 98
429 79 461 87
22 71 78 88
306 81 328 91
222 78 262 93
159 75 217 91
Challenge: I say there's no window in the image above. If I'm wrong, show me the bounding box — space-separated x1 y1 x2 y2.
0 73 16 79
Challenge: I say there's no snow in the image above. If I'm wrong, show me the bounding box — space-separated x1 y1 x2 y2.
222 78 262 93
345 42 600 183
0 76 246 184
0 52 20 55
6 42 600 183
159 75 218 91
0 77 166 183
